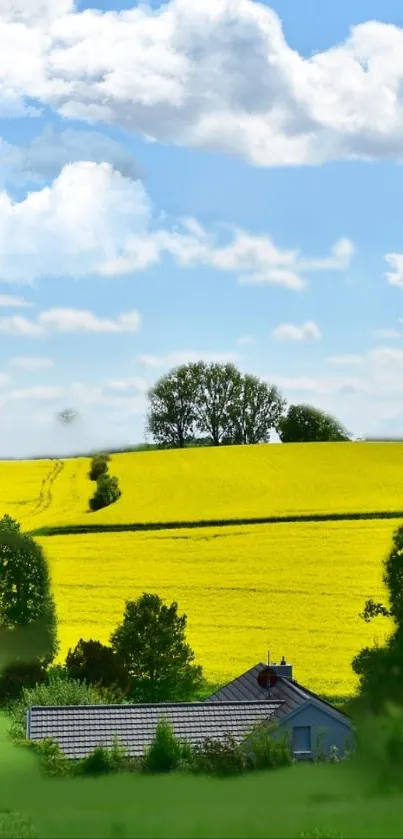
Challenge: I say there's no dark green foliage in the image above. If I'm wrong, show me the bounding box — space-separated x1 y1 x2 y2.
110 593 204 702
33 737 71 778
190 733 245 776
146 362 285 448
193 362 243 446
78 745 114 776
89 453 110 481
242 722 293 770
142 719 183 773
0 515 58 668
0 661 47 704
89 474 121 511
353 525 403 711
146 364 202 448
354 704 403 794
278 404 350 443
65 638 131 692
226 374 285 445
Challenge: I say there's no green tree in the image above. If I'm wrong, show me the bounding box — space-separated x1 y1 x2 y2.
193 362 242 446
0 515 58 669
278 403 350 443
146 364 202 448
89 474 121 511
226 374 285 445
147 362 285 448
88 453 110 481
110 593 203 702
352 526 403 711
65 638 130 692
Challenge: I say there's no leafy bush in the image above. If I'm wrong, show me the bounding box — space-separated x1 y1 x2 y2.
0 661 47 705
142 719 183 773
78 737 135 776
65 639 131 692
354 703 403 793
9 674 105 742
89 453 110 482
242 722 293 771
89 474 121 512
33 737 71 777
190 733 245 776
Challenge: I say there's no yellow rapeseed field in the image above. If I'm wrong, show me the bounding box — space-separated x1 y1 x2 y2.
38 518 396 696
1 441 403 530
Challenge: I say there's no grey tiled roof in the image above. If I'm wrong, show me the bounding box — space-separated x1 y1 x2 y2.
27 700 283 760
206 663 352 726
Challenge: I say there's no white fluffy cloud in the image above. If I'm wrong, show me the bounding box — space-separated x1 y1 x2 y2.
0 294 33 308
0 161 353 287
0 315 43 337
3 1 403 165
137 350 241 367
326 354 363 366
9 356 54 369
372 327 402 340
272 321 322 341
384 253 403 288
38 308 141 334
0 306 141 336
1 125 142 188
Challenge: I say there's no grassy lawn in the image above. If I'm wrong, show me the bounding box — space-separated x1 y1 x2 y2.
1 713 403 839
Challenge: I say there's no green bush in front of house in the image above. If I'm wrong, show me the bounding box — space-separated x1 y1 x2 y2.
242 722 293 771
142 719 188 774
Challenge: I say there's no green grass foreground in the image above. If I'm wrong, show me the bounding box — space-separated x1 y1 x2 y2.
1 715 403 839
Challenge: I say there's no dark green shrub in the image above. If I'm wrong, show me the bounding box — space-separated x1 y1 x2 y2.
354 703 403 793
142 719 183 773
78 745 113 776
242 722 293 770
78 737 135 776
33 737 70 777
190 733 245 776
89 454 110 482
89 474 121 512
0 661 47 705
65 639 130 692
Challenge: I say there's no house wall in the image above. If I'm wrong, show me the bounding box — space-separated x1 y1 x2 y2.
271 703 354 761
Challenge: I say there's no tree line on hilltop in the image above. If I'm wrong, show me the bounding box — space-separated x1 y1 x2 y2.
146 361 351 448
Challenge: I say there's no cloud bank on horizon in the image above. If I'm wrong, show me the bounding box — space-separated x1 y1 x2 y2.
0 0 403 455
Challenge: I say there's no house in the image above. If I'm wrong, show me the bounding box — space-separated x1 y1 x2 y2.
205 657 355 760
26 656 354 762
27 700 283 760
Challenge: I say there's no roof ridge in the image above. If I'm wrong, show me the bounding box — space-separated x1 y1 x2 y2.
29 699 284 711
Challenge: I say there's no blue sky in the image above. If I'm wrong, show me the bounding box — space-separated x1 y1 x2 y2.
1 0 403 456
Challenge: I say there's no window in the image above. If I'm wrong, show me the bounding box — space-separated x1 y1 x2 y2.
292 725 311 753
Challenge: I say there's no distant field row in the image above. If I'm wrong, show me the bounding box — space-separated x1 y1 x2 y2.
1 442 403 531
38 517 396 696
